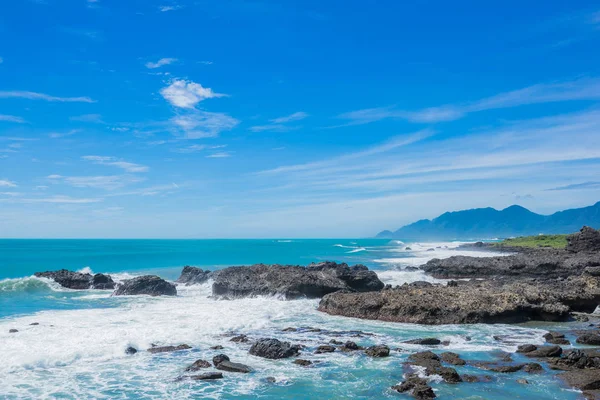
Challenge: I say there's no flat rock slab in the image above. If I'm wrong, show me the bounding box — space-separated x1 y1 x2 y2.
147 344 191 354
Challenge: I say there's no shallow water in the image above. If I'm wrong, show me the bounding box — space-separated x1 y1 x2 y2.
0 239 584 399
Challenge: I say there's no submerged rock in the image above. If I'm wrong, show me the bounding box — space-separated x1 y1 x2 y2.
211 261 383 299
406 351 462 383
249 338 301 359
147 344 191 354
440 352 466 366
230 334 249 343
405 338 441 345
113 275 177 296
318 275 600 324
176 266 212 285
315 345 336 354
34 269 115 290
293 359 312 366
340 341 363 352
190 372 223 380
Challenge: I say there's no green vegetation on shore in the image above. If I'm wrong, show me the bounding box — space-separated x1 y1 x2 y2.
494 234 568 249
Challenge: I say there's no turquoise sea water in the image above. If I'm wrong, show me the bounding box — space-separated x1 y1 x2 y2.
0 239 585 399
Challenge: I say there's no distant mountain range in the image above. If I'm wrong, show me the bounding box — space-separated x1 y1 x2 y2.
376 201 600 240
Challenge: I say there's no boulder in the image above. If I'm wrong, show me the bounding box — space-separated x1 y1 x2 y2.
249 338 300 359
9 329 18 333
211 262 383 299
213 353 252 373
365 345 390 358
523 363 543 373
176 266 212 285
230 334 249 343
147 344 191 354
113 275 177 296
524 345 563 358
544 331 570 345
315 345 336 354
34 269 115 290
293 359 312 366
392 374 436 400
185 359 211 371
440 352 466 366
567 227 600 253
405 338 441 345
340 341 363 352
559 369 600 391
406 351 461 383
125 346 138 355
578 333 600 346
517 344 538 353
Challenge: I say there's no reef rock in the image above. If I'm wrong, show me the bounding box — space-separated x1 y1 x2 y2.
113 275 176 296
176 266 212 285
34 269 115 290
249 338 301 359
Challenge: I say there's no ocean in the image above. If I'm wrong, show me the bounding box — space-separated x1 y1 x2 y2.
0 239 582 399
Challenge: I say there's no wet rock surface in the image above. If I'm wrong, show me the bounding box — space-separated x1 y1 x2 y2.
113 275 177 296
147 344 191 354
34 269 115 290
185 359 211 371
212 354 252 373
211 261 384 299
176 266 212 285
249 338 301 359
365 345 390 358
392 374 436 399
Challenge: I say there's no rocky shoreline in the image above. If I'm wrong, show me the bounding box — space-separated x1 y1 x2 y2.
28 226 600 398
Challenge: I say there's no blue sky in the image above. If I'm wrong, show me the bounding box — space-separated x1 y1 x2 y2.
1 0 600 238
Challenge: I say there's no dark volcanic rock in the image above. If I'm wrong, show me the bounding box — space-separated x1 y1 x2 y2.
567 227 600 253
524 363 544 373
176 266 212 285
318 275 600 324
365 345 390 357
525 345 563 358
9 329 18 333
185 359 211 371
214 358 252 373
544 331 570 345
293 359 312 366
190 372 223 380
210 345 224 350
392 374 436 400
406 351 461 383
340 341 363 352
517 344 538 353
230 334 249 343
125 346 138 355
405 338 441 345
147 344 191 354
315 345 336 354
211 261 383 299
440 352 466 366
34 269 115 290
559 369 600 392
549 349 600 371
578 333 600 346
249 338 300 359
113 275 177 296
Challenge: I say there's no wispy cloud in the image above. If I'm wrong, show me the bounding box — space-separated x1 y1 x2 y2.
48 174 145 190
159 4 183 12
334 78 600 126
0 179 17 187
49 129 82 139
170 111 239 138
0 90 94 103
160 79 226 109
107 183 181 197
250 111 308 132
21 195 102 204
82 156 149 172
70 114 104 123
145 58 178 69
0 114 26 123
172 144 226 153
86 0 99 8
547 181 600 191
206 151 232 158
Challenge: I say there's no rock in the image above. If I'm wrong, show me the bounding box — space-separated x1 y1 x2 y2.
282 327 297 332
567 226 600 253
392 374 436 399
365 345 390 357
329 339 343 345
578 333 600 346
147 344 191 354
293 359 312 366
176 266 212 285
517 344 538 353
549 349 600 370
315 345 336 354
517 379 529 384
211 262 384 299
406 351 461 383
462 375 479 383
525 345 562 358
9 329 18 333
185 359 211 371
524 363 543 373
125 346 138 355
405 338 441 345
210 345 224 350
318 274 600 324
230 334 249 343
91 273 116 289
215 359 252 373
113 275 177 296
559 369 600 392
340 341 363 352
440 352 466 366
408 281 433 288
544 331 571 345
478 363 525 373
190 372 223 380
249 338 301 359
29 322 39 326
34 269 116 290
265 376 277 383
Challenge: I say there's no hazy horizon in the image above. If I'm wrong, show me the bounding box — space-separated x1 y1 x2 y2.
1 1 600 238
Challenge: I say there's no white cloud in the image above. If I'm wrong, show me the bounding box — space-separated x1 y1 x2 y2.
171 111 239 138
56 175 145 190
160 79 226 109
271 112 309 124
0 91 94 103
0 114 26 123
206 151 232 158
335 77 600 126
0 179 17 187
159 5 182 11
49 129 82 138
145 58 178 69
70 114 104 123
82 156 149 172
172 144 226 153
22 195 102 204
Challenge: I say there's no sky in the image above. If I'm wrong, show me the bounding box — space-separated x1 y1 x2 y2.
1 0 600 238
